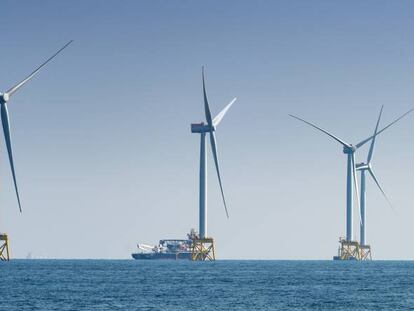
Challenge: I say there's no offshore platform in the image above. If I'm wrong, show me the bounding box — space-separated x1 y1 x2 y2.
132 68 236 261
291 106 412 261
0 41 72 261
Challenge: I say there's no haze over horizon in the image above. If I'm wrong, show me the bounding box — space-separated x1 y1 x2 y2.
1 0 414 259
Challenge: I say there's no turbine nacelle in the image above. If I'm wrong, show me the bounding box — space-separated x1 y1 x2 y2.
343 145 356 154
191 122 214 133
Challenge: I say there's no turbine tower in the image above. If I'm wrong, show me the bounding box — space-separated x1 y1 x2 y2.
0 41 72 260
290 108 413 245
191 67 236 239
357 106 397 247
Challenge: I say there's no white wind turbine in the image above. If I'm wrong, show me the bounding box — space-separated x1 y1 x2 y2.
357 106 400 246
191 67 236 238
290 108 413 242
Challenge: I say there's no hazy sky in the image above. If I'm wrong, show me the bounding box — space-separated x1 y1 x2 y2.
1 1 414 259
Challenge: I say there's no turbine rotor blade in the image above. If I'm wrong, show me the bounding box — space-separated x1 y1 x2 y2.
367 106 383 163
213 97 237 127
368 168 393 210
289 114 351 148
1 103 22 212
209 131 229 218
202 67 213 127
356 107 414 149
6 40 73 98
351 153 361 225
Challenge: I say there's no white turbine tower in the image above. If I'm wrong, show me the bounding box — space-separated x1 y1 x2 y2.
191 67 236 239
357 106 396 246
290 108 413 242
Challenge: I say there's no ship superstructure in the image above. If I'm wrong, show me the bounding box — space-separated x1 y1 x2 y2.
132 230 196 260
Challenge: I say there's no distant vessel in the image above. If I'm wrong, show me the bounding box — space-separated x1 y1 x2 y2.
132 230 197 260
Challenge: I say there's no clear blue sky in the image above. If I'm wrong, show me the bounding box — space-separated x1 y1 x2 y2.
1 0 414 259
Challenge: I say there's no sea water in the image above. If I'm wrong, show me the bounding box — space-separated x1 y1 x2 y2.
1 260 413 310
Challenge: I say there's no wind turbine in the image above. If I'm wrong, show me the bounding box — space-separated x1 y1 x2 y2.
290 108 413 242
357 106 395 246
0 41 73 212
191 67 236 239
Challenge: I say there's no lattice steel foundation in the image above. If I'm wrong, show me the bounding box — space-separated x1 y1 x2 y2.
359 244 372 260
333 237 372 261
0 234 10 261
190 237 215 261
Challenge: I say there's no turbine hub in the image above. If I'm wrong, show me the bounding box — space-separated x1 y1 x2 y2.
0 92 8 104
356 162 371 171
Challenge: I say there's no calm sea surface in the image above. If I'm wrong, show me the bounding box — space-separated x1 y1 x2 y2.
1 260 413 310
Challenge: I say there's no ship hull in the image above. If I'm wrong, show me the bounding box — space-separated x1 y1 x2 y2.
132 252 192 260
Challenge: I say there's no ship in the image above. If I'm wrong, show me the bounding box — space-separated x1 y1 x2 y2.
132 229 197 260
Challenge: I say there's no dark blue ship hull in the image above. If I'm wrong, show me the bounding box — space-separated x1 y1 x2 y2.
132 252 192 260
